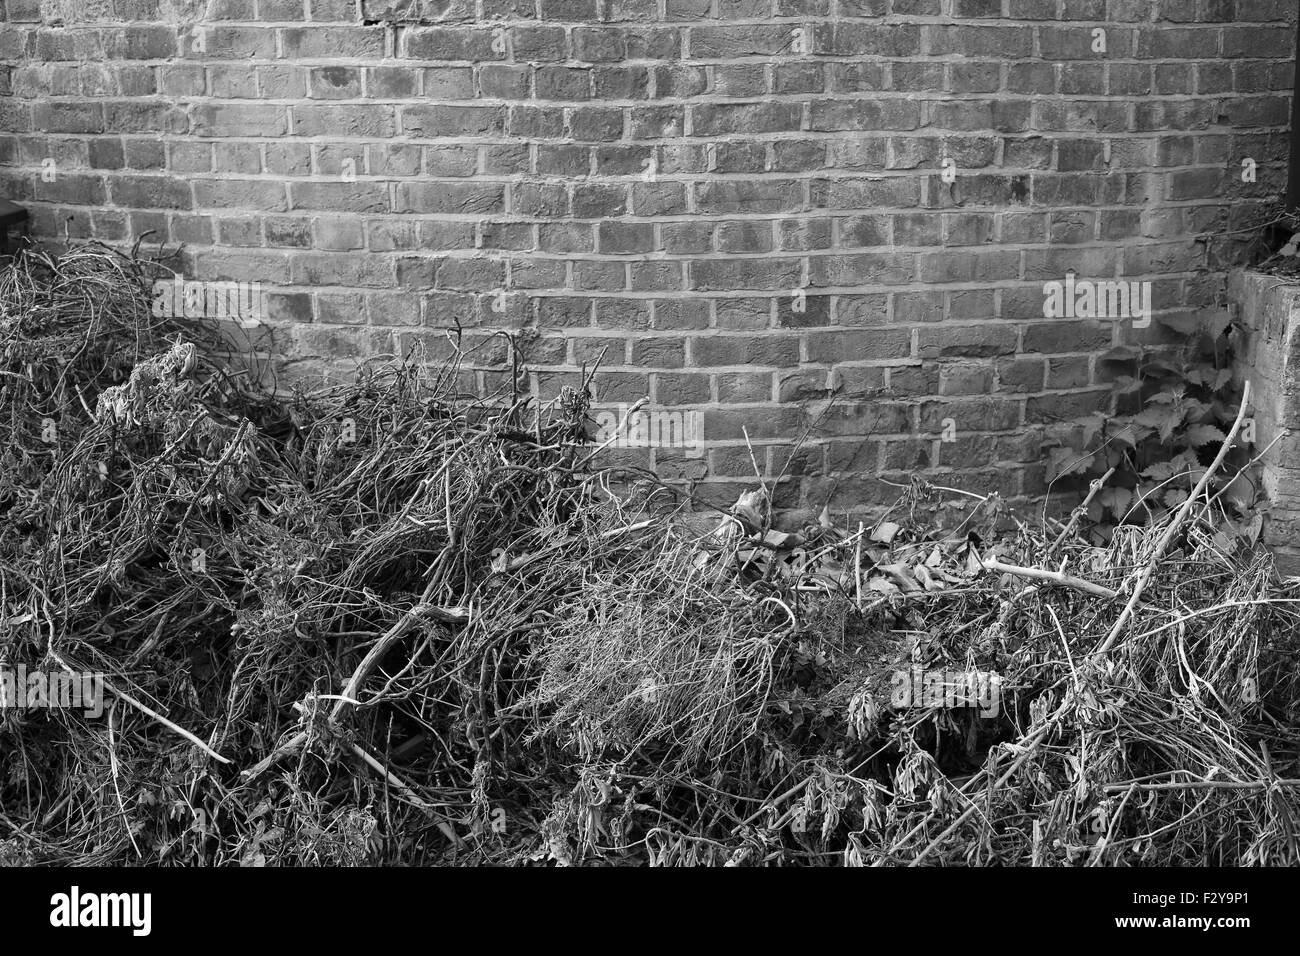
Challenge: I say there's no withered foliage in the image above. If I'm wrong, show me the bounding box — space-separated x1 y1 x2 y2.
2 243 1299 867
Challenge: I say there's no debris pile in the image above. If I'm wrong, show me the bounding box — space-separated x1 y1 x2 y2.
2 243 1299 866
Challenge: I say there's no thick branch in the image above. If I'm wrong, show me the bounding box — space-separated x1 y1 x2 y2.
981 557 1118 600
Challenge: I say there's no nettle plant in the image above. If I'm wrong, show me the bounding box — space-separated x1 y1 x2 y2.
1045 311 1258 542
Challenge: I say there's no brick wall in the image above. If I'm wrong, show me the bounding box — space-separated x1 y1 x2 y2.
1230 270 1300 574
0 0 1294 515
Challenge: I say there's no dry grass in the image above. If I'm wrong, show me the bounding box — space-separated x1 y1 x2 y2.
2 242 1299 867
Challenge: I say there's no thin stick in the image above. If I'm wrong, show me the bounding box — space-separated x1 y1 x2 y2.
906 398 1251 868
730 776 812 834
49 652 231 765
1048 466 1114 555
106 701 142 858
900 721 1056 866
110 684 232 765
288 702 463 847
245 579 464 778
854 521 863 611
1102 779 1300 794
1132 598 1300 642
576 396 650 467
1093 380 1252 658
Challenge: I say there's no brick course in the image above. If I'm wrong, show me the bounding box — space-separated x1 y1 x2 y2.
0 0 1293 513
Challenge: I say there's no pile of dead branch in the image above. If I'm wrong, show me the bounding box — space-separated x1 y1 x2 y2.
2 242 1300 867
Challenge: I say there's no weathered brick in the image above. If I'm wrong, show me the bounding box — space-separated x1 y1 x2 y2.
6 0 1287 506
109 175 192 209
918 326 1016 359
197 180 289 211
690 102 802 136
283 26 385 58
192 103 286 136
394 182 505 214
288 182 387 213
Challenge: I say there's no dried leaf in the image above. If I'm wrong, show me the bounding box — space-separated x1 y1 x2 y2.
731 489 767 532
870 521 900 544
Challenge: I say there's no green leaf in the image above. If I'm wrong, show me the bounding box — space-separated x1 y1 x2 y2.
1109 425 1140 449
1047 446 1094 481
1201 310 1233 341
1135 405 1184 443
1141 460 1181 482
1143 358 1183 378
1185 364 1229 390
1080 412 1108 448
1125 423 1156 445
1210 398 1240 424
1101 487 1133 522
1180 398 1211 423
1182 423 1226 448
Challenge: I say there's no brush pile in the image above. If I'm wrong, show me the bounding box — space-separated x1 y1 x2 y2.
2 242 1300 867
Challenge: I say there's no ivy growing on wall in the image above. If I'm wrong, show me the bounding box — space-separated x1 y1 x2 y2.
1044 311 1257 544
